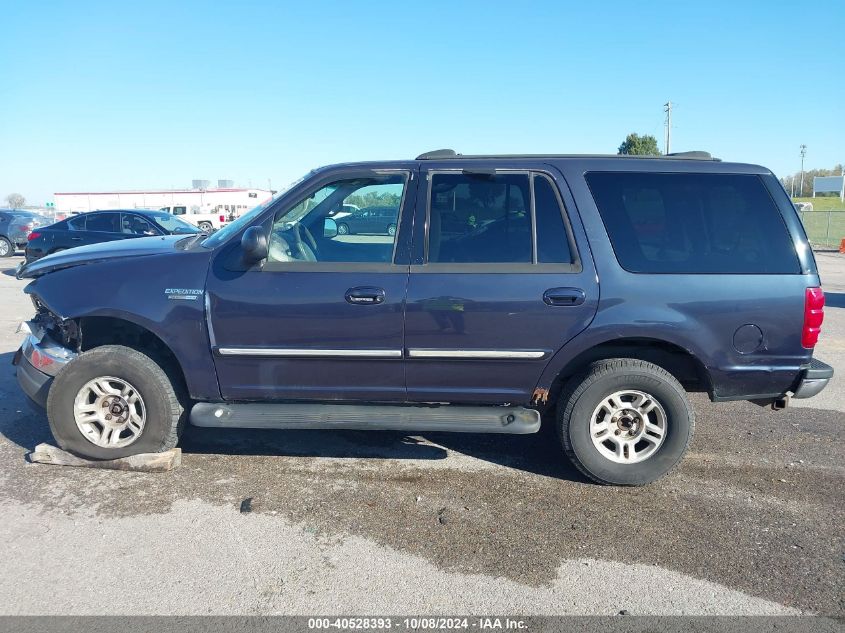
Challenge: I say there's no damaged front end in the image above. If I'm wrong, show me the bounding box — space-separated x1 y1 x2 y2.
13 298 79 409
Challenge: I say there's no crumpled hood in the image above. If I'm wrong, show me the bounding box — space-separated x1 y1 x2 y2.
17 234 192 279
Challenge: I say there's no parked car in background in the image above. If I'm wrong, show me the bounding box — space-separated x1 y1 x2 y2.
24 209 200 263
0 210 51 257
793 201 813 212
159 204 229 232
335 206 399 236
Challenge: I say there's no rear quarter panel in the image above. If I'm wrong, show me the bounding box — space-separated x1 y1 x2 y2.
540 159 817 400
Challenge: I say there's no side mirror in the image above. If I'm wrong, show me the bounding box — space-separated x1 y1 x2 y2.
241 226 268 264
323 218 338 238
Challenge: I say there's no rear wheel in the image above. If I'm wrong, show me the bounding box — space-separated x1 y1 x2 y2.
0 237 12 257
387 224 396 236
46 345 186 460
198 221 213 232
557 358 694 486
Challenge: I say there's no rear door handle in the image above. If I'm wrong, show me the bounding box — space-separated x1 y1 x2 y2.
543 287 586 306
70 237 83 241
345 286 385 305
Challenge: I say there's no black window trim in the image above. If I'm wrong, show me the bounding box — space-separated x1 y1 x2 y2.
417 168 582 274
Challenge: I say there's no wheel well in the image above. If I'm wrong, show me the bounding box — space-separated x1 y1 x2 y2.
544 338 711 407
76 317 188 396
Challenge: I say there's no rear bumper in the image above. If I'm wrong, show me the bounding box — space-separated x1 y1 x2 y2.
792 358 834 399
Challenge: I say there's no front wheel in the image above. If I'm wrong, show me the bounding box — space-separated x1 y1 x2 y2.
337 223 349 235
387 224 396 236
198 221 213 232
46 345 186 460
557 358 694 486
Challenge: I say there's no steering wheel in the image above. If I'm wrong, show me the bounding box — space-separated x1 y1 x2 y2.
299 222 319 253
288 223 318 261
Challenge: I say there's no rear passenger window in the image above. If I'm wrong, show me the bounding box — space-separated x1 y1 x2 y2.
428 173 532 264
534 174 573 263
86 213 120 233
427 172 575 266
585 172 800 274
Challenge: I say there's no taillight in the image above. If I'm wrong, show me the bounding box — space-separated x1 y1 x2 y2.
27 232 42 241
219 215 225 223
802 287 825 348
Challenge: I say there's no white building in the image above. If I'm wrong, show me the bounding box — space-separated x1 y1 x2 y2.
53 185 274 217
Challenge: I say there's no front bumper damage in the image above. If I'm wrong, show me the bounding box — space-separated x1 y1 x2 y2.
12 320 78 409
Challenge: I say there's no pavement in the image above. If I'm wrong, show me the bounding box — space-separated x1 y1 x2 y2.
0 252 842 616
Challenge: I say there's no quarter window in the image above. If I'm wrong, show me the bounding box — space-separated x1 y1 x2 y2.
585 172 800 274
534 174 573 264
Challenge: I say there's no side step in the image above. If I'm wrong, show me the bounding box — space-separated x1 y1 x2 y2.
189 402 540 435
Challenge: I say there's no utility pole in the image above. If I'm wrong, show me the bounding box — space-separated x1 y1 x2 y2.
799 144 807 198
664 101 672 154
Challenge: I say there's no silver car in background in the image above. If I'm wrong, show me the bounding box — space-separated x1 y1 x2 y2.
0 210 52 257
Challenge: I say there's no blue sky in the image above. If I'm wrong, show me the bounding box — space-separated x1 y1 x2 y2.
1 0 843 205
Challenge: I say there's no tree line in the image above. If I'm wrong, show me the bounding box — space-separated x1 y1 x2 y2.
779 165 844 198
4 193 25 208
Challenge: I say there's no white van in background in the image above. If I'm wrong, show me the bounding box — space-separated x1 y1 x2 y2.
159 205 229 232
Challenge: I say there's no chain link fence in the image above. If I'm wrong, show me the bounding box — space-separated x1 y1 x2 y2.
798 211 845 249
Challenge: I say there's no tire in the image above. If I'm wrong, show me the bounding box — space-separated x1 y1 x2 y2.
557 358 694 486
198 222 213 232
46 345 186 460
337 223 350 235
387 224 396 236
0 237 12 257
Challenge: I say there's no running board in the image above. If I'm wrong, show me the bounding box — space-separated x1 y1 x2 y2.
189 402 540 434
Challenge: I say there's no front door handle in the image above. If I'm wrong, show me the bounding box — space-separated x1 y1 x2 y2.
345 286 385 305
70 237 83 242
543 287 586 306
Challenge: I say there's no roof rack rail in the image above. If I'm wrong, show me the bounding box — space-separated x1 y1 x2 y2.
664 151 716 160
414 149 720 161
416 149 458 160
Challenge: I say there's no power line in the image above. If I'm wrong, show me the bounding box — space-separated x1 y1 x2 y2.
664 101 672 154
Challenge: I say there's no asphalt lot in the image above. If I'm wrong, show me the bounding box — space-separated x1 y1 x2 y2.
0 251 842 616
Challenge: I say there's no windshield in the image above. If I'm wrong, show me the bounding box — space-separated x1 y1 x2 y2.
148 213 200 234
201 171 312 248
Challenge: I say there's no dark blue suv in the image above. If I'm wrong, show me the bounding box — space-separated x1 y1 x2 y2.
12 150 832 485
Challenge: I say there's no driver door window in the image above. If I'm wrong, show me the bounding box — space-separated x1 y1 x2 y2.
267 174 406 265
121 214 158 235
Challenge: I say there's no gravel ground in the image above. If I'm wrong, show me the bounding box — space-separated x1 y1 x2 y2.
0 253 842 616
